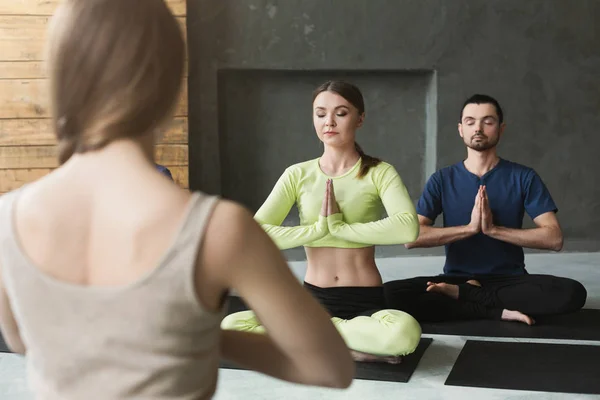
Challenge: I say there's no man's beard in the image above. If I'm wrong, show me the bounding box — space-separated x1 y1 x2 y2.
466 134 499 151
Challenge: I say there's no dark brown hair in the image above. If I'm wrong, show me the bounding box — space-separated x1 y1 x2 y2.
460 94 504 124
46 0 186 164
312 80 381 178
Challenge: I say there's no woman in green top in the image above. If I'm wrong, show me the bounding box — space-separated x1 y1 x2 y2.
222 80 421 362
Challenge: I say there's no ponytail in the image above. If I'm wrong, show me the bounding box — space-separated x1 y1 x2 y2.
55 115 113 165
355 142 381 178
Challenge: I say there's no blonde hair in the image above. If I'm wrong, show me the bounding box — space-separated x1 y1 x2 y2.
46 0 186 164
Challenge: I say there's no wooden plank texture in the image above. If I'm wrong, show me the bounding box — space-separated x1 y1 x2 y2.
168 166 189 188
0 15 186 61
0 145 57 168
0 79 48 118
0 165 188 192
0 117 188 146
0 144 187 169
0 168 50 192
0 0 186 16
0 118 54 145
0 60 187 80
0 61 45 79
154 144 188 166
0 0 188 191
0 15 49 61
0 79 188 118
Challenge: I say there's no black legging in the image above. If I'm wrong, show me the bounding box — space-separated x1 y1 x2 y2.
383 273 587 323
303 282 385 320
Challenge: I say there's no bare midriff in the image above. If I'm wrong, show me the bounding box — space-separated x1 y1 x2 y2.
304 246 382 288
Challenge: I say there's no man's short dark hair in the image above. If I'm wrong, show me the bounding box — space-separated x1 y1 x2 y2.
460 94 504 124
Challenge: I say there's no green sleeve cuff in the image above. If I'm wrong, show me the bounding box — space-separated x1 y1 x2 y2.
316 215 328 234
326 213 344 231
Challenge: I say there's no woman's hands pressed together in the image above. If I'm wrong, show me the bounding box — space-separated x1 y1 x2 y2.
326 179 340 216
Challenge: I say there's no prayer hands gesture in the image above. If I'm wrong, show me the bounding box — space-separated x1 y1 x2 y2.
468 186 483 233
320 179 340 217
469 185 495 235
480 186 495 234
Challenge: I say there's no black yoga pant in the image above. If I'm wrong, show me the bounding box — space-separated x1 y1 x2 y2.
303 282 386 320
383 273 587 323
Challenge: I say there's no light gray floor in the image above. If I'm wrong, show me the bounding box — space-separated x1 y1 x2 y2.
1 252 599 399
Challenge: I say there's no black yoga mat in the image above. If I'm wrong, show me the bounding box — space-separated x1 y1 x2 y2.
421 309 600 340
221 338 432 383
224 296 432 382
445 340 600 394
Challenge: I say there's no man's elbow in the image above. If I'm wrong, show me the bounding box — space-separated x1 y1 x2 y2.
403 220 421 248
544 225 563 252
552 234 564 252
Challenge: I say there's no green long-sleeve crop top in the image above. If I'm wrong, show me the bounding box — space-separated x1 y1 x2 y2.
253 157 419 250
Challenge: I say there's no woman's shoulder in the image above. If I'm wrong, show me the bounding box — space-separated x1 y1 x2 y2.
197 197 263 272
366 160 398 177
274 158 321 182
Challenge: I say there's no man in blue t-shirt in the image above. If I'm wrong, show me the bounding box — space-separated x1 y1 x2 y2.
155 164 174 181
385 94 586 325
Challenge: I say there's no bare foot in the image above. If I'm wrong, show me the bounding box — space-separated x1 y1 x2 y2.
466 279 481 287
426 282 459 299
501 309 535 325
351 350 402 364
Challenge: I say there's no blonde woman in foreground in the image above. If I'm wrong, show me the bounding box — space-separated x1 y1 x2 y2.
0 0 354 399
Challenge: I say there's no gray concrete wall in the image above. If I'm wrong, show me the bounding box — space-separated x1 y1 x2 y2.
187 0 600 260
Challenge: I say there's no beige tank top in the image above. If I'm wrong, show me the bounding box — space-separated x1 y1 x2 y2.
0 188 227 400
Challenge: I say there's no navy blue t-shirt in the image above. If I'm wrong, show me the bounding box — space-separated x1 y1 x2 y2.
155 164 174 181
416 159 558 276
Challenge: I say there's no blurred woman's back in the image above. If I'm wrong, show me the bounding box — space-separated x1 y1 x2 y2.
0 1 355 399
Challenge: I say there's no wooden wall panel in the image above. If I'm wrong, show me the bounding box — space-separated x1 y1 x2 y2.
0 169 51 192
0 0 189 193
0 79 188 119
0 144 188 170
168 166 189 189
0 15 49 61
0 15 187 62
0 79 48 118
0 61 45 79
0 59 187 80
0 117 188 146
0 146 57 169
0 119 54 146
0 166 189 192
0 0 186 16
154 144 189 167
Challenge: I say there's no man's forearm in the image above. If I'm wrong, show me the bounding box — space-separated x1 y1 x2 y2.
486 225 563 251
405 224 476 249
